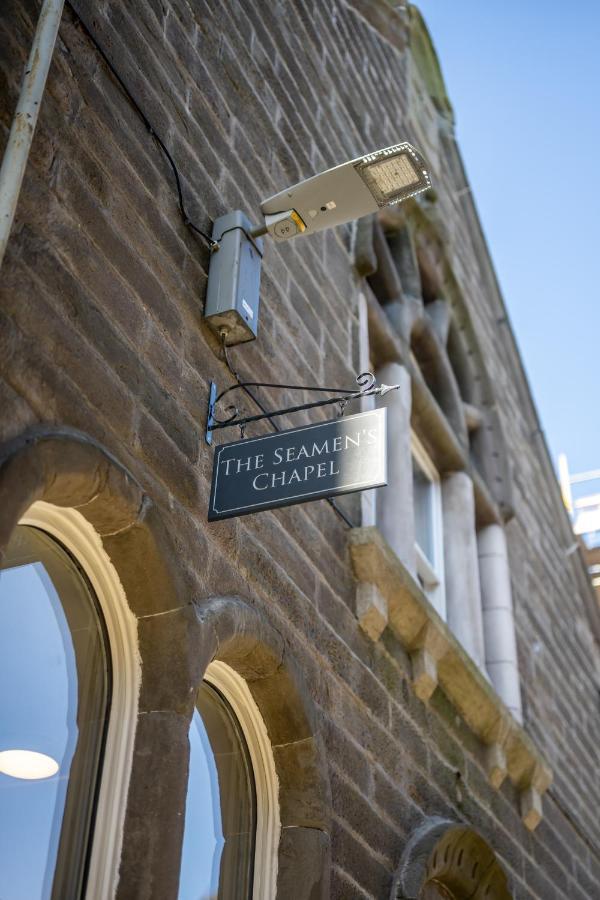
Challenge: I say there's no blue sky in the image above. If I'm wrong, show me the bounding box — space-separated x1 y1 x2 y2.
415 1 600 480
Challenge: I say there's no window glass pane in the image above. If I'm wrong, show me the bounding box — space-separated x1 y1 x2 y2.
413 457 434 563
0 525 110 900
179 682 256 900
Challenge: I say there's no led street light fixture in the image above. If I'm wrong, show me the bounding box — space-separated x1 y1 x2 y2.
259 142 430 242
204 142 430 344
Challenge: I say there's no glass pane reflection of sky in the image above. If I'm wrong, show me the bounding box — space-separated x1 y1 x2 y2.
178 708 224 900
0 561 78 900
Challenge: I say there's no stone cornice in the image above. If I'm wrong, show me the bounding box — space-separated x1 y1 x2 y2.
349 526 552 830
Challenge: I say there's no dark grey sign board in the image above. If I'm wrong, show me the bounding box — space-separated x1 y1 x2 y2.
208 408 387 521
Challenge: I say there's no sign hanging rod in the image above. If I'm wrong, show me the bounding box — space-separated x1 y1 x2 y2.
205 371 400 444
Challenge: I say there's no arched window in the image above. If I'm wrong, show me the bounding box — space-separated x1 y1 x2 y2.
179 661 279 900
0 524 108 899
0 502 139 900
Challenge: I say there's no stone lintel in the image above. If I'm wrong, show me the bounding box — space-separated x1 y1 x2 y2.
348 526 552 817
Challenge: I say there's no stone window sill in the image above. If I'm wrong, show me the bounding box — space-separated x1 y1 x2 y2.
349 526 552 830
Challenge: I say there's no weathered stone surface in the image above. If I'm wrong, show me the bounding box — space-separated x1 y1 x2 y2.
1 0 598 896
137 604 205 716
116 711 190 900
411 646 438 702
521 786 544 832
485 743 508 790
355 580 388 640
277 826 330 900
273 737 330 829
349 525 552 818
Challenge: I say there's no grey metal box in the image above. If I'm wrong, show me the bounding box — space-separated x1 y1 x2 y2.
204 211 264 345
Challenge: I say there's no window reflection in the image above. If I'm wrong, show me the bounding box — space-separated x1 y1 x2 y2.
0 526 110 900
179 682 256 900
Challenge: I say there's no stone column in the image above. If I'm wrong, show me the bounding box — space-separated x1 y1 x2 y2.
358 292 376 527
478 524 523 723
375 362 415 575
441 472 486 670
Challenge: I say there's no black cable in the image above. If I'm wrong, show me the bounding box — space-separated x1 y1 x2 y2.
221 340 281 435
68 8 353 529
326 497 355 529
67 3 217 250
220 336 356 529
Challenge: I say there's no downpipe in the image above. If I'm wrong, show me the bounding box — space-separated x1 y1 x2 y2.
0 0 64 269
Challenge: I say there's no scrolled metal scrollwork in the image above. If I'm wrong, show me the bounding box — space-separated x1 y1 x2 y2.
356 371 376 392
205 367 399 444
211 403 239 426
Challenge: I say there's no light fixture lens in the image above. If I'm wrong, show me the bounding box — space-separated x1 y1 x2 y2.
0 749 59 780
355 145 431 206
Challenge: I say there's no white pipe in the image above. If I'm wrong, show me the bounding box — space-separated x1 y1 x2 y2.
0 0 64 268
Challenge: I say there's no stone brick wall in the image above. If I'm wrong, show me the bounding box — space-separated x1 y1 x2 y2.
1 1 599 898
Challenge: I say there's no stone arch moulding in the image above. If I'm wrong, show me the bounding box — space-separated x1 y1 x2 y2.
406 202 516 520
410 314 467 449
19 500 140 900
0 425 197 899
390 817 512 900
0 426 193 618
203 659 280 900
194 595 333 900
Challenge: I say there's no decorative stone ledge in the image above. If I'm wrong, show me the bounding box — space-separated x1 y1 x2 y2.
349 526 552 830
355 581 388 642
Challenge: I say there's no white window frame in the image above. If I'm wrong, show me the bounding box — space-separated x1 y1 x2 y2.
19 501 140 900
411 433 446 620
204 660 280 900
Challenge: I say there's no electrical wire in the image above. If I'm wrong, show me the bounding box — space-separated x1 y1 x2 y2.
67 3 217 250
67 7 353 529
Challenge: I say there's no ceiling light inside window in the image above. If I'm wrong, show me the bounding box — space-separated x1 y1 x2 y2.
0 749 59 780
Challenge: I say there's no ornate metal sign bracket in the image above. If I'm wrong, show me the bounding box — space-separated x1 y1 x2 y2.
205 369 399 445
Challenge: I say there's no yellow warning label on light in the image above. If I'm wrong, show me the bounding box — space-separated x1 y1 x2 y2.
290 210 306 233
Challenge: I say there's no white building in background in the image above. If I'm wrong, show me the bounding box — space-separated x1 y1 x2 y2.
558 454 600 590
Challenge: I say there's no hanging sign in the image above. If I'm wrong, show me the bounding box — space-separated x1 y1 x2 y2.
208 408 387 521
